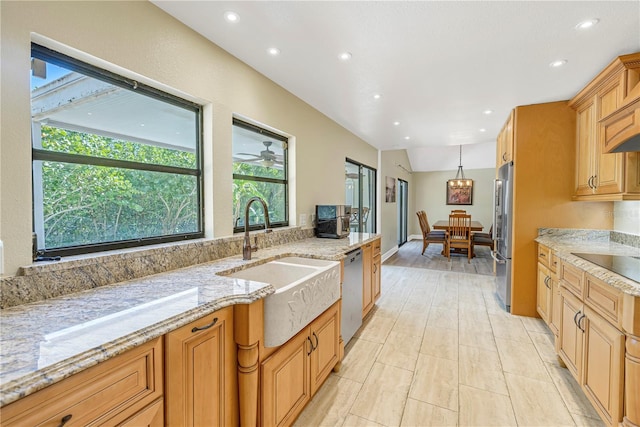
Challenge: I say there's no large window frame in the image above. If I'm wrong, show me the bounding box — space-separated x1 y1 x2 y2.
232 118 289 233
345 158 377 234
31 43 204 257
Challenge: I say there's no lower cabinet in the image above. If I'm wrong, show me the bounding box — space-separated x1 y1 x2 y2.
261 301 341 427
581 306 625 427
0 337 163 427
557 261 627 427
363 237 382 318
536 262 552 324
164 306 237 427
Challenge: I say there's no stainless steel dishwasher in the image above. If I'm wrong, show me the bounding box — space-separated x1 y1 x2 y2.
342 248 363 345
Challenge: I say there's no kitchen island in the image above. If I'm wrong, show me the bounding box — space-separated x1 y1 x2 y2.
0 228 381 426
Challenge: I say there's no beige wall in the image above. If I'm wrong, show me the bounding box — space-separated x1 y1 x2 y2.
412 168 495 237
378 150 413 255
0 1 378 275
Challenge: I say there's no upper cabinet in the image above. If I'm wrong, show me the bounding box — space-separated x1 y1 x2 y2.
496 111 514 168
569 52 640 201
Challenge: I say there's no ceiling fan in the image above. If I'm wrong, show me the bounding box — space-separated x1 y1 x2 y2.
234 141 284 168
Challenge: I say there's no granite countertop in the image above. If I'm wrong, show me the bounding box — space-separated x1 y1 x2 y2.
0 232 379 407
535 234 640 296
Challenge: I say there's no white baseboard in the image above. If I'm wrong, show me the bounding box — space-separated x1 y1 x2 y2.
382 245 398 262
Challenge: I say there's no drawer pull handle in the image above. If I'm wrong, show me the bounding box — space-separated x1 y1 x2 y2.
192 317 218 333
578 314 587 332
539 253 546 258
573 310 581 327
313 331 319 349
58 414 72 427
544 276 551 289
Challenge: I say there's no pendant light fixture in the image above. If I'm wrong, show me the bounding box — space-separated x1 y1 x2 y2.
448 145 473 187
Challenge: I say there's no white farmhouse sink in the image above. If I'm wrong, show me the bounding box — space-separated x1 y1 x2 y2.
228 257 341 347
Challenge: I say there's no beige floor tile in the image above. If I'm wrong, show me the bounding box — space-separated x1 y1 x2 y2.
427 307 459 331
528 331 559 365
571 413 606 427
293 375 362 427
459 328 497 352
349 362 413 426
377 331 422 371
459 345 508 395
519 315 551 334
337 337 383 383
495 338 551 382
459 317 493 334
400 398 458 427
342 414 386 427
420 326 458 361
505 372 575 426
489 314 532 343
392 309 429 338
545 363 601 419
431 287 459 308
355 315 396 344
409 354 458 411
458 384 517 427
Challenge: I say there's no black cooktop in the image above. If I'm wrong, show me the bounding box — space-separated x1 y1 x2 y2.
572 253 640 283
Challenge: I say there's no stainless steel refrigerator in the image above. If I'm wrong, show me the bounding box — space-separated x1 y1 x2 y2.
493 161 514 312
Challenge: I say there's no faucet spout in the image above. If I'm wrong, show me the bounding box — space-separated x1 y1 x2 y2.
243 197 272 260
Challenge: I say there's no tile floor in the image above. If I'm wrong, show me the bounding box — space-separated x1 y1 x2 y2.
294 266 605 427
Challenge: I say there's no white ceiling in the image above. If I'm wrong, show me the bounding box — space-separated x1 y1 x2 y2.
151 1 640 172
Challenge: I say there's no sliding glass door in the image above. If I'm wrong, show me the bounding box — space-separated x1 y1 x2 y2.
345 159 376 233
398 179 408 246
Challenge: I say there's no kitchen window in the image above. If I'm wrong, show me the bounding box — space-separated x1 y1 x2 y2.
232 119 288 232
30 44 203 257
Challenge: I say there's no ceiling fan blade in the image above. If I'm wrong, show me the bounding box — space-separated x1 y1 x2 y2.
236 152 262 158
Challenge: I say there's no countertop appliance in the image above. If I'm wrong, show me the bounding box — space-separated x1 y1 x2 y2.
572 253 640 283
315 205 351 239
493 161 514 312
342 248 363 345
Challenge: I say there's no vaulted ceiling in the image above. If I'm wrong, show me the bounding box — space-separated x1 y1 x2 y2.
152 1 640 171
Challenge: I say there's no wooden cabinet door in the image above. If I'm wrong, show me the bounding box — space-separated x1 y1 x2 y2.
536 263 551 323
594 78 624 195
582 306 625 427
373 254 381 302
550 277 562 338
261 327 311 427
165 306 236 427
116 398 164 427
558 288 584 381
362 242 373 318
575 99 596 196
310 302 341 395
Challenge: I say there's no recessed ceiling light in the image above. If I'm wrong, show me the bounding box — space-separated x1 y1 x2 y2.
267 47 280 56
483 110 493 115
393 121 400 126
576 19 599 29
479 128 486 132
224 11 240 23
373 94 381 99
404 136 410 140
339 52 352 61
550 59 568 68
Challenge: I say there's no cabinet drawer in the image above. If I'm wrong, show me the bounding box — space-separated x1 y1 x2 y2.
1 337 163 427
373 238 381 257
537 244 552 269
585 274 623 329
560 262 584 298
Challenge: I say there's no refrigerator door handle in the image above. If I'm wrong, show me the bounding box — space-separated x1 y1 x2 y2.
491 250 506 264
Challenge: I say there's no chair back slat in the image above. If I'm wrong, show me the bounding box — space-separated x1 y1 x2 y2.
448 214 471 241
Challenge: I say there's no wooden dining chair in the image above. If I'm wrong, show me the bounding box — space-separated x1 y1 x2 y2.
446 213 472 263
416 210 446 255
472 225 494 257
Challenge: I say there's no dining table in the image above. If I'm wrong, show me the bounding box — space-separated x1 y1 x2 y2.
432 220 484 232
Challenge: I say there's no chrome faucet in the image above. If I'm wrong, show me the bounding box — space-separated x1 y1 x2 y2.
243 196 272 260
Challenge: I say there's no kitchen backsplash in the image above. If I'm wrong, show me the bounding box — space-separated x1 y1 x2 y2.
0 227 313 309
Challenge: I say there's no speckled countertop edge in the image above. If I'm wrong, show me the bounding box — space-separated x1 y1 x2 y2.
0 233 380 407
535 234 640 296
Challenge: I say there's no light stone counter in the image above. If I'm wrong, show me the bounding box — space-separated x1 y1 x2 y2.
0 232 379 407
535 229 640 296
